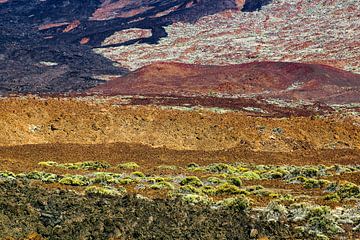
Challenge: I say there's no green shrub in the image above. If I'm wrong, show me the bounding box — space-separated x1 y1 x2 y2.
58 161 110 170
38 161 57 167
308 206 343 235
118 177 134 185
206 176 224 185
90 172 121 184
181 194 211 205
0 171 16 180
180 176 203 187
207 163 237 174
301 167 320 178
214 183 242 195
147 177 167 184
303 179 330 189
26 171 58 183
118 162 139 170
240 171 261 180
85 186 125 196
178 185 201 194
187 163 200 168
200 185 216 195
219 196 250 211
150 181 174 190
323 193 340 202
226 176 242 187
264 169 289 179
131 171 145 178
59 175 89 186
337 182 360 199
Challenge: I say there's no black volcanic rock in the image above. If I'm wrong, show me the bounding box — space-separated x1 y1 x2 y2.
0 0 240 95
242 0 272 11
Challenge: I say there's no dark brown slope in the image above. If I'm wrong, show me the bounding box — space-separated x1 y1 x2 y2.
89 61 360 104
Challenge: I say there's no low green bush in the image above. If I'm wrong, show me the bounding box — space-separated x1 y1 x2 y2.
59 175 90 186
218 196 250 211
181 194 211 205
85 186 125 196
118 162 139 170
150 181 174 190
180 176 203 187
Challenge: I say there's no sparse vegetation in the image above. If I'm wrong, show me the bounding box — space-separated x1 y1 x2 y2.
118 162 140 170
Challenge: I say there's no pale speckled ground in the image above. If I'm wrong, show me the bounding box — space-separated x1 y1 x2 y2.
95 0 360 73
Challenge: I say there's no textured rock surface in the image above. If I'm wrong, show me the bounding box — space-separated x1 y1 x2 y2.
0 98 359 151
0 179 256 240
96 0 360 74
1 0 359 96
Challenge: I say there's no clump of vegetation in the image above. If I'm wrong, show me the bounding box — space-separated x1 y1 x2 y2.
118 162 139 170
218 196 250 211
263 169 290 179
240 171 261 180
90 172 122 184
214 183 242 195
336 182 360 199
38 161 57 167
85 186 125 196
131 171 145 178
25 171 58 183
307 206 344 236
150 181 174 190
39 161 110 170
157 165 178 170
206 163 237 174
181 194 211 205
303 178 330 189
0 171 16 180
178 185 201 194
199 185 216 195
262 201 288 223
206 176 224 185
118 177 134 185
180 176 203 187
288 203 344 239
72 161 110 170
246 185 264 192
226 176 242 187
59 175 90 186
323 193 340 202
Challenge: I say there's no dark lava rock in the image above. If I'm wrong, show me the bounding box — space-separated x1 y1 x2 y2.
0 0 240 95
242 0 272 11
0 179 260 239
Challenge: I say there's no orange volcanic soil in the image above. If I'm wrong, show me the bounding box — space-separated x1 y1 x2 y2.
90 62 360 104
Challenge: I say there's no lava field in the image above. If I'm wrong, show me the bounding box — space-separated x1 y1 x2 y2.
0 0 359 239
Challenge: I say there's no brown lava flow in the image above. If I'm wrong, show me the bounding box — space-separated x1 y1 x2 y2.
0 143 359 174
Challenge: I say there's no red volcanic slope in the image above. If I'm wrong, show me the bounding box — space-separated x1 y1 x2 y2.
90 62 360 104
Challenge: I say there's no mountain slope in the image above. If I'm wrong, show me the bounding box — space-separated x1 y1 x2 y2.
90 62 360 104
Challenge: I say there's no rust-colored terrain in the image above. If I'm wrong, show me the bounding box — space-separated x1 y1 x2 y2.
0 97 360 239
90 62 360 104
1 0 360 239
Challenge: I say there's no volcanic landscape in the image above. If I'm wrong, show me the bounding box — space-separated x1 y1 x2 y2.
0 0 359 239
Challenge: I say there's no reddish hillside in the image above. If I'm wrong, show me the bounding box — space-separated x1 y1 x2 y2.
89 61 360 104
